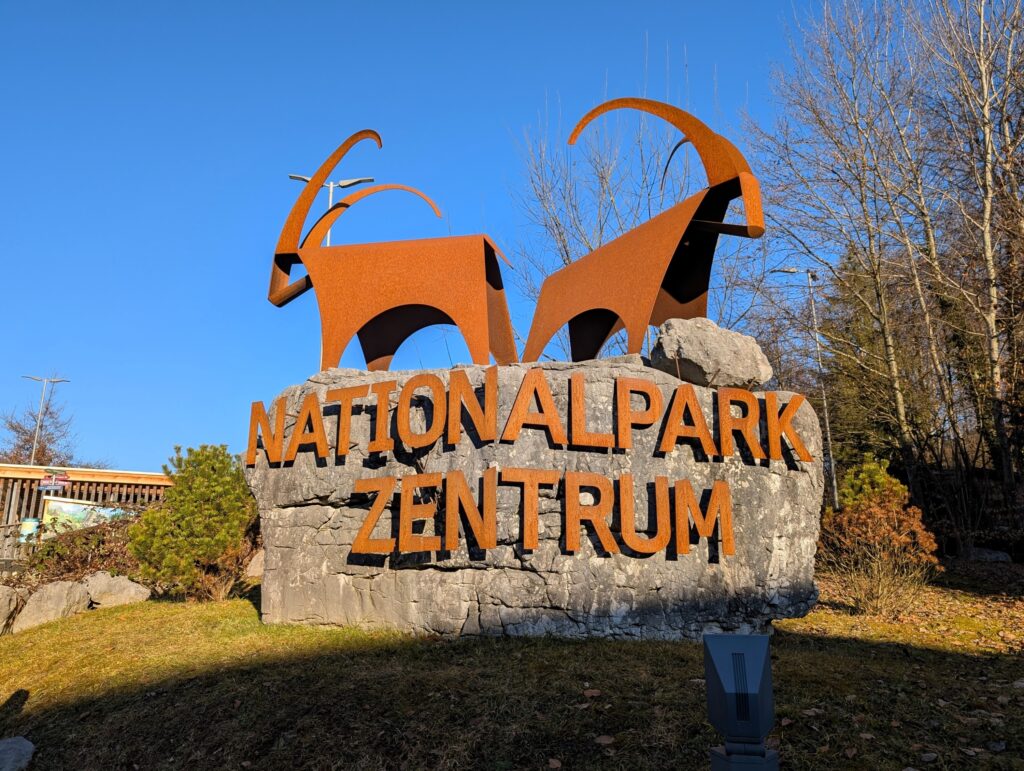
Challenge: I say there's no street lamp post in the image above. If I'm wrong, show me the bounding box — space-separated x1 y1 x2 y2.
21 375 70 467
287 174 374 247
771 268 841 510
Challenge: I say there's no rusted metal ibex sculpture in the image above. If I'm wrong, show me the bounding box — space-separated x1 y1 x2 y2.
270 130 518 371
271 99 762 372
522 97 765 362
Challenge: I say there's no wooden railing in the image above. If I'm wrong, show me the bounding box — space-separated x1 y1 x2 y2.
0 464 172 565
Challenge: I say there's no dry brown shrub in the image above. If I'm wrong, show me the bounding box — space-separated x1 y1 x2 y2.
819 455 940 619
16 517 142 589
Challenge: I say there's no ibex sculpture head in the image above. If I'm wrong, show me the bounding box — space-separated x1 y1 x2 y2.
269 130 442 309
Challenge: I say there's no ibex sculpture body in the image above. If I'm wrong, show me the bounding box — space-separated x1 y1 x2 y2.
522 98 765 362
270 130 518 371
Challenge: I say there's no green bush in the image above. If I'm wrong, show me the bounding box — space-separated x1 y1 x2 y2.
820 454 940 619
129 445 256 601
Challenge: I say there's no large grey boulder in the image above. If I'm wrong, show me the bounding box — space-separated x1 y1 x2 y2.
83 571 150 607
246 355 823 640
0 737 34 771
650 317 773 388
12 580 90 633
0 586 27 635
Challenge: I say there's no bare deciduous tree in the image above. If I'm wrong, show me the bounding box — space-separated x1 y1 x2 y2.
1 398 76 467
748 0 1024 536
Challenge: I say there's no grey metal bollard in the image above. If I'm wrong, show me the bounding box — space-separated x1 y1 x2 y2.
703 633 778 770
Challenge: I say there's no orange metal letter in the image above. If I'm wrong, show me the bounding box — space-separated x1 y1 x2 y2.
245 398 286 466
765 392 813 462
444 468 497 551
284 393 330 462
658 384 718 456
615 377 664 449
351 476 397 554
398 473 443 553
569 373 615 449
396 374 447 449
673 479 735 556
564 471 620 554
501 467 561 549
618 473 671 554
500 368 568 446
716 387 766 460
325 384 368 458
368 380 397 453
447 366 497 444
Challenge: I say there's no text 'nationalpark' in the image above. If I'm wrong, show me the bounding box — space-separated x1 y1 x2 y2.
246 368 813 558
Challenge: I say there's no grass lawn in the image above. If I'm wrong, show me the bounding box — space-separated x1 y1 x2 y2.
0 562 1021 770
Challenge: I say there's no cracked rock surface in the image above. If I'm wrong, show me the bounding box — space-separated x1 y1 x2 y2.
246 354 822 639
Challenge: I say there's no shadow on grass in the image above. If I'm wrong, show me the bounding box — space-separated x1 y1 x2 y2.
0 620 1020 770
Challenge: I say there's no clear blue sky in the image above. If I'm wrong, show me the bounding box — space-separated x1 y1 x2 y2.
1 1 794 471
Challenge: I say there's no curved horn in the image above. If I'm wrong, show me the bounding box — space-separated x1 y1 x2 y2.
275 129 382 255
568 97 741 187
659 138 690 194
301 184 443 249
269 130 382 307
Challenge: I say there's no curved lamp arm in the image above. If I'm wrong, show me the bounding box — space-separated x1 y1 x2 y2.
301 184 443 249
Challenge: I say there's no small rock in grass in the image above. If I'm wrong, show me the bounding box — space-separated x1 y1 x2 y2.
245 549 265 579
920 752 938 762
986 741 1006 753
964 547 1011 563
0 586 27 635
83 572 150 607
0 736 34 770
12 581 90 633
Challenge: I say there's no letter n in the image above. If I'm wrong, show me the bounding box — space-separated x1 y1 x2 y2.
245 398 286 465
444 468 497 550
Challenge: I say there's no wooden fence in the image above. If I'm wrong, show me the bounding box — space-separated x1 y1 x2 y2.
0 464 172 566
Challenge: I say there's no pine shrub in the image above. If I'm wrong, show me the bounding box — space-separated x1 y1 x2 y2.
129 445 256 601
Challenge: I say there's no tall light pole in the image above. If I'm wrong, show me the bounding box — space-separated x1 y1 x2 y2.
771 268 841 510
21 375 69 467
288 175 374 247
